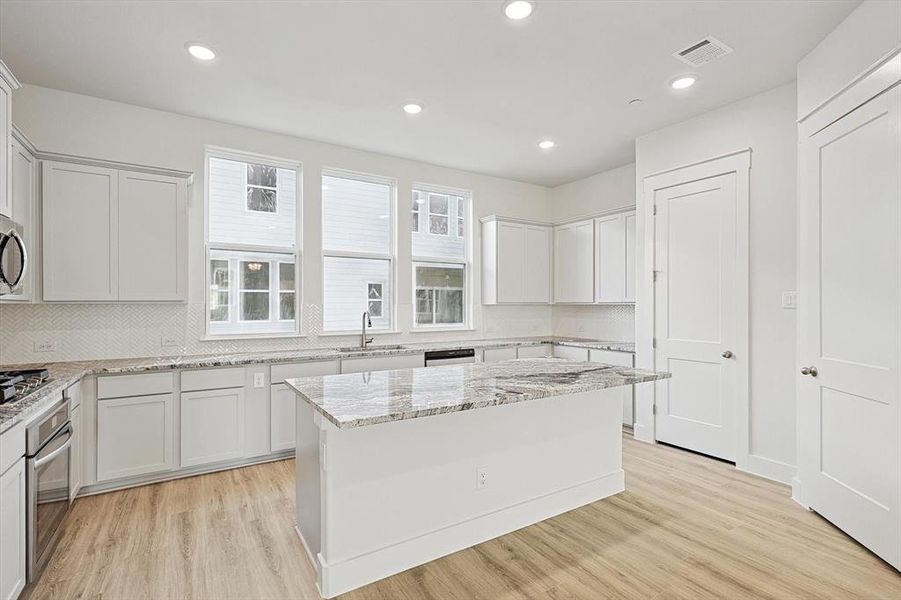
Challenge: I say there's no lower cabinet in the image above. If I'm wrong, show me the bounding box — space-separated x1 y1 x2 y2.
589 349 635 425
97 393 175 482
270 384 297 453
69 404 82 500
0 457 26 600
180 388 245 468
482 347 517 362
553 345 590 361
516 344 553 358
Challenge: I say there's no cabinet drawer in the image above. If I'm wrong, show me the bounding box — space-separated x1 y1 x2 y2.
341 354 424 374
181 367 245 392
589 349 633 368
0 421 25 476
483 347 517 363
271 360 340 384
553 345 590 361
97 372 173 399
516 344 553 359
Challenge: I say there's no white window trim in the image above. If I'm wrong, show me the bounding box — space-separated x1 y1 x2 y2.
245 161 279 215
321 167 397 333
203 147 302 340
427 192 450 236
414 284 466 328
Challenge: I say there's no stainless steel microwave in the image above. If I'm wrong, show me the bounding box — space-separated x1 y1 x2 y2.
0 213 28 296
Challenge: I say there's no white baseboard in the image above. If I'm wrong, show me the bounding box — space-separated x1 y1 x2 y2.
632 422 653 443
317 470 625 599
791 476 810 510
741 454 795 485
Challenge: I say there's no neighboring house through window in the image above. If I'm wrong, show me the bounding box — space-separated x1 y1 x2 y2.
206 148 300 336
412 185 470 328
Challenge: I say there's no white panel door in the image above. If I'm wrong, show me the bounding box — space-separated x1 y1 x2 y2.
42 161 119 301
595 214 626 302
0 458 25 600
522 225 551 303
97 394 174 481
118 171 187 301
654 173 738 461
799 86 900 570
180 388 245 467
496 221 524 302
270 384 297 452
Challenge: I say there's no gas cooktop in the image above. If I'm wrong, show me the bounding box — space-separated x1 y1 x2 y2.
0 368 52 404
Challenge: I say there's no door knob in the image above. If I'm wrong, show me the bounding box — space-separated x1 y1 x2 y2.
721 350 733 359
800 366 818 377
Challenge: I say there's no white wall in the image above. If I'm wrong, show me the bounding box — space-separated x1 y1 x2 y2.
797 0 901 121
551 163 636 341
0 84 554 364
634 82 799 481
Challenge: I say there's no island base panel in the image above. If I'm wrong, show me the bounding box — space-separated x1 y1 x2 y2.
295 387 626 598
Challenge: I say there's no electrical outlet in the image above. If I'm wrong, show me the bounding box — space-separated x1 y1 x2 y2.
253 372 266 388
33 340 57 353
476 466 489 490
781 291 798 309
161 335 181 347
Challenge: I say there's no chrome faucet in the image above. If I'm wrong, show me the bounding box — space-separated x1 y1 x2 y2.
361 311 374 349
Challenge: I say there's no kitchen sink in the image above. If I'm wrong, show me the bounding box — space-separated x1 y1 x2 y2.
336 344 406 353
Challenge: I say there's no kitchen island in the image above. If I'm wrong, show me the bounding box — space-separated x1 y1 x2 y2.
286 358 669 598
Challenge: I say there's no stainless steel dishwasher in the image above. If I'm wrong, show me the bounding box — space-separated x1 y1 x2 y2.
424 348 476 366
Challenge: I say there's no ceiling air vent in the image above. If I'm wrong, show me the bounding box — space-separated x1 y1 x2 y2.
673 37 733 67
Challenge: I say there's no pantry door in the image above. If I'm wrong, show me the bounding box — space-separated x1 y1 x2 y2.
798 84 900 570
650 152 749 462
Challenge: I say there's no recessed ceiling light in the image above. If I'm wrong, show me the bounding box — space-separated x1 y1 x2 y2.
503 0 534 20
186 43 216 61
538 139 556 150
671 76 697 90
403 103 423 115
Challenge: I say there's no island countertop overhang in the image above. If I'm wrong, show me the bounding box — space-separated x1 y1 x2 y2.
285 357 670 430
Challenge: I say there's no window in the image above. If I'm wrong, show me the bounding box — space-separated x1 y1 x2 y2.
246 163 278 213
411 190 422 233
412 185 470 328
206 149 299 336
322 171 394 331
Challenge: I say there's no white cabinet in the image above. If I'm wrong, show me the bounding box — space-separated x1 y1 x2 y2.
482 347 517 362
270 361 340 453
589 349 635 425
341 353 424 374
553 345 590 361
481 217 551 304
70 404 82 500
516 344 553 358
42 161 188 302
594 211 636 303
0 457 25 600
0 60 20 219
0 134 36 303
97 393 175 482
553 220 594 303
180 388 245 468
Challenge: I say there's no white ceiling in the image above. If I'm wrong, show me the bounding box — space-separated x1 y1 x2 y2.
0 0 858 187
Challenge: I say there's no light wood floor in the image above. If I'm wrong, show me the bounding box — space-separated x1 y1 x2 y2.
26 435 900 600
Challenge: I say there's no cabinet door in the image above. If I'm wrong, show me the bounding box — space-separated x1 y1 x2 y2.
180 388 245 468
483 347 517 362
595 215 626 302
0 458 26 600
496 221 524 303
0 83 10 218
118 171 187 301
69 405 82 500
42 161 119 301
97 393 174 481
523 225 551 303
270 384 296 453
554 221 594 303
624 212 637 302
341 353 425 374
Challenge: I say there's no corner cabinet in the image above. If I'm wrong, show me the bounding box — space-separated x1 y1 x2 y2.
594 210 636 303
0 60 21 218
481 217 551 304
553 219 595 303
42 161 189 302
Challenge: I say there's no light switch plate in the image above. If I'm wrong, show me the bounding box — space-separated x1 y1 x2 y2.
781 291 798 309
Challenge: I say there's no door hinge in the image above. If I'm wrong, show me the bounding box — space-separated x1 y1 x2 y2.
653 270 660 282
652 404 657 415
652 337 657 349
653 205 657 216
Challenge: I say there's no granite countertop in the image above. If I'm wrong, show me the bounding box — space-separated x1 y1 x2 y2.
0 337 634 434
286 358 668 429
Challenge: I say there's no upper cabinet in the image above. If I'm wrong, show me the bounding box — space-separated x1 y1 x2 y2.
595 210 636 303
553 219 594 303
42 161 189 302
482 217 551 304
0 60 22 218
1 132 37 303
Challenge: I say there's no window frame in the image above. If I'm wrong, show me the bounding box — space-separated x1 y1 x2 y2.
204 147 302 339
411 183 472 331
321 167 397 333
245 162 279 215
